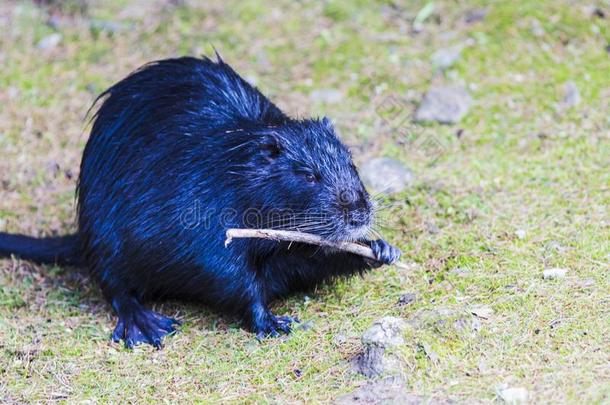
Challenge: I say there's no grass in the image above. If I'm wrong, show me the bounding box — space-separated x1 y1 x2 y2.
1 0 609 403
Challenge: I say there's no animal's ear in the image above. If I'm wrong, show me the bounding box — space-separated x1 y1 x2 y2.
260 133 282 162
321 117 334 130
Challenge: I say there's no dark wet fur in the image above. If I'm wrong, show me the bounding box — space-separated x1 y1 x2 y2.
0 55 400 348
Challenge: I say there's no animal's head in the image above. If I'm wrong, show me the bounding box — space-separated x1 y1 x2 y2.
236 118 374 242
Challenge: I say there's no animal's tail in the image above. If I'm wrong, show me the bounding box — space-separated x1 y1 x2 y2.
0 233 80 266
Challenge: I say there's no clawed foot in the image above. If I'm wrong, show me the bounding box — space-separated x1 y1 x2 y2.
367 239 401 265
255 314 299 340
112 304 180 349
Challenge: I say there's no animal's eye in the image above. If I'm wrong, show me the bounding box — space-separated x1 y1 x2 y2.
304 173 317 183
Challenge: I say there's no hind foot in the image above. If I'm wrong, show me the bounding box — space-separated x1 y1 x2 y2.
254 313 299 340
111 298 180 349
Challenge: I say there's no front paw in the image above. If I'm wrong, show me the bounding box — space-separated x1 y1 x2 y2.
368 239 401 265
255 314 299 340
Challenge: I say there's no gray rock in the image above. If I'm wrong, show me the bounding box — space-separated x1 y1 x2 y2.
515 229 527 240
397 293 417 306
355 346 387 378
577 278 595 289
356 317 407 378
562 81 580 107
298 320 315 331
414 86 472 124
465 8 488 24
470 305 494 319
425 222 440 234
543 268 568 279
431 45 463 70
310 88 343 104
361 317 407 348
544 240 564 253
332 333 347 346
335 376 421 405
449 267 471 277
498 387 529 404
37 33 62 50
453 316 481 334
90 20 130 35
360 157 414 195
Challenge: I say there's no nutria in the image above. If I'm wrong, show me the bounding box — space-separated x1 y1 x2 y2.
0 55 400 348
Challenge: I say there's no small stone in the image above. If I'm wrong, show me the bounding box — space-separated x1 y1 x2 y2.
310 88 343 104
471 305 494 319
37 33 62 50
47 162 60 178
356 317 408 377
498 387 529 404
397 293 417 306
478 360 489 374
543 268 568 280
464 8 488 24
450 267 470 277
298 320 315 331
332 333 347 345
360 157 414 195
562 81 580 107
361 317 407 348
90 20 128 35
515 229 527 240
414 86 472 124
453 317 481 333
577 278 595 289
544 240 564 253
426 222 440 234
336 376 424 405
431 45 463 70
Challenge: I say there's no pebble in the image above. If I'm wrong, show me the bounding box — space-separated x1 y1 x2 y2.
498 387 529 404
360 157 414 194
90 20 129 35
335 376 420 405
355 317 407 377
298 320 315 331
465 8 488 24
361 317 407 348
471 305 494 319
332 333 347 345
450 267 471 277
431 45 463 70
37 33 62 50
543 268 568 280
396 293 417 306
562 81 580 108
414 86 472 124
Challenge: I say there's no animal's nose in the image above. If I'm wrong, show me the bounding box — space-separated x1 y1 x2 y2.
339 189 371 226
339 189 369 211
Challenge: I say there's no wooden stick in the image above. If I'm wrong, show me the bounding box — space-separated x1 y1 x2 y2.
225 228 377 259
225 228 412 271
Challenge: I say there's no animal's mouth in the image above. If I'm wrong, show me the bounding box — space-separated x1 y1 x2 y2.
342 209 373 241
347 223 371 241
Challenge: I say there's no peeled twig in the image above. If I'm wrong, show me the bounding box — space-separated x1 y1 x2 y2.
225 228 376 259
225 228 411 270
